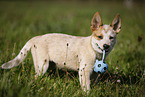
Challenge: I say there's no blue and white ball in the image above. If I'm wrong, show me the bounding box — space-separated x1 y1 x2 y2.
94 60 108 73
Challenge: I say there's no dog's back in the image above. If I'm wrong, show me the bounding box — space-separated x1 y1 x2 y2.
31 33 93 71
1 33 94 71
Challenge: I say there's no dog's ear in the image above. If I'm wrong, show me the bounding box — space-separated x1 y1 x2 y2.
91 12 102 31
111 14 121 34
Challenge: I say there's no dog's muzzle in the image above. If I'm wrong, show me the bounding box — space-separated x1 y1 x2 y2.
96 43 110 52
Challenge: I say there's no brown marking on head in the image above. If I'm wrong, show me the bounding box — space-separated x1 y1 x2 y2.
92 26 104 40
91 12 121 34
90 12 121 54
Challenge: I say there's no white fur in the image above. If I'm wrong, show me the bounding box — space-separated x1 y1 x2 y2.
1 12 121 92
1 33 111 91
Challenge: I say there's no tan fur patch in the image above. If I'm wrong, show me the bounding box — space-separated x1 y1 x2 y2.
92 26 104 40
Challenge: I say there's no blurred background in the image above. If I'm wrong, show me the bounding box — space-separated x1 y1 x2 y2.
0 0 144 96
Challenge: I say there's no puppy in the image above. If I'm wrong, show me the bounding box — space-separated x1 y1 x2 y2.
1 12 121 91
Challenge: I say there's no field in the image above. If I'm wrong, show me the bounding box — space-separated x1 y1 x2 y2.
0 1 145 97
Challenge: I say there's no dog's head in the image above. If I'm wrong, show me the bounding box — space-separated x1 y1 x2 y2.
91 12 121 54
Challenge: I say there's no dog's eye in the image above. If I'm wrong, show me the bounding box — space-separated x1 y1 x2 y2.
97 36 103 39
110 36 114 39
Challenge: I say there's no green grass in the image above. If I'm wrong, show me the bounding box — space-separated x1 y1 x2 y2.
0 1 145 97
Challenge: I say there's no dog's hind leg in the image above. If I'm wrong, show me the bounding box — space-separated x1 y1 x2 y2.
31 44 49 77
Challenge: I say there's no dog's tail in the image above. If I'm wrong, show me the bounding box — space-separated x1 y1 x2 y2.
1 39 33 69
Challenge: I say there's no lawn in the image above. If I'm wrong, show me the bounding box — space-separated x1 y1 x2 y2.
0 1 144 97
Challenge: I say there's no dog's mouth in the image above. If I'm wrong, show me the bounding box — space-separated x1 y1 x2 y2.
96 43 111 53
104 49 110 53
101 47 111 53
104 46 111 53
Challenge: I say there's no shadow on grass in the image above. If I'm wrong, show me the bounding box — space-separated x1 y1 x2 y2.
46 60 144 87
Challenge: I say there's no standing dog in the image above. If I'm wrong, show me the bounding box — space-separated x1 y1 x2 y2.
1 12 121 91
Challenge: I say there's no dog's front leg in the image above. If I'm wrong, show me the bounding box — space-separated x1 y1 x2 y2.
79 62 93 92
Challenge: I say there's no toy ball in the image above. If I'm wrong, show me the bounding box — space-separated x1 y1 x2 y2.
94 60 108 73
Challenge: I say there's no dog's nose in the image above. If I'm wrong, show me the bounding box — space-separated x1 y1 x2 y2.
103 44 110 50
